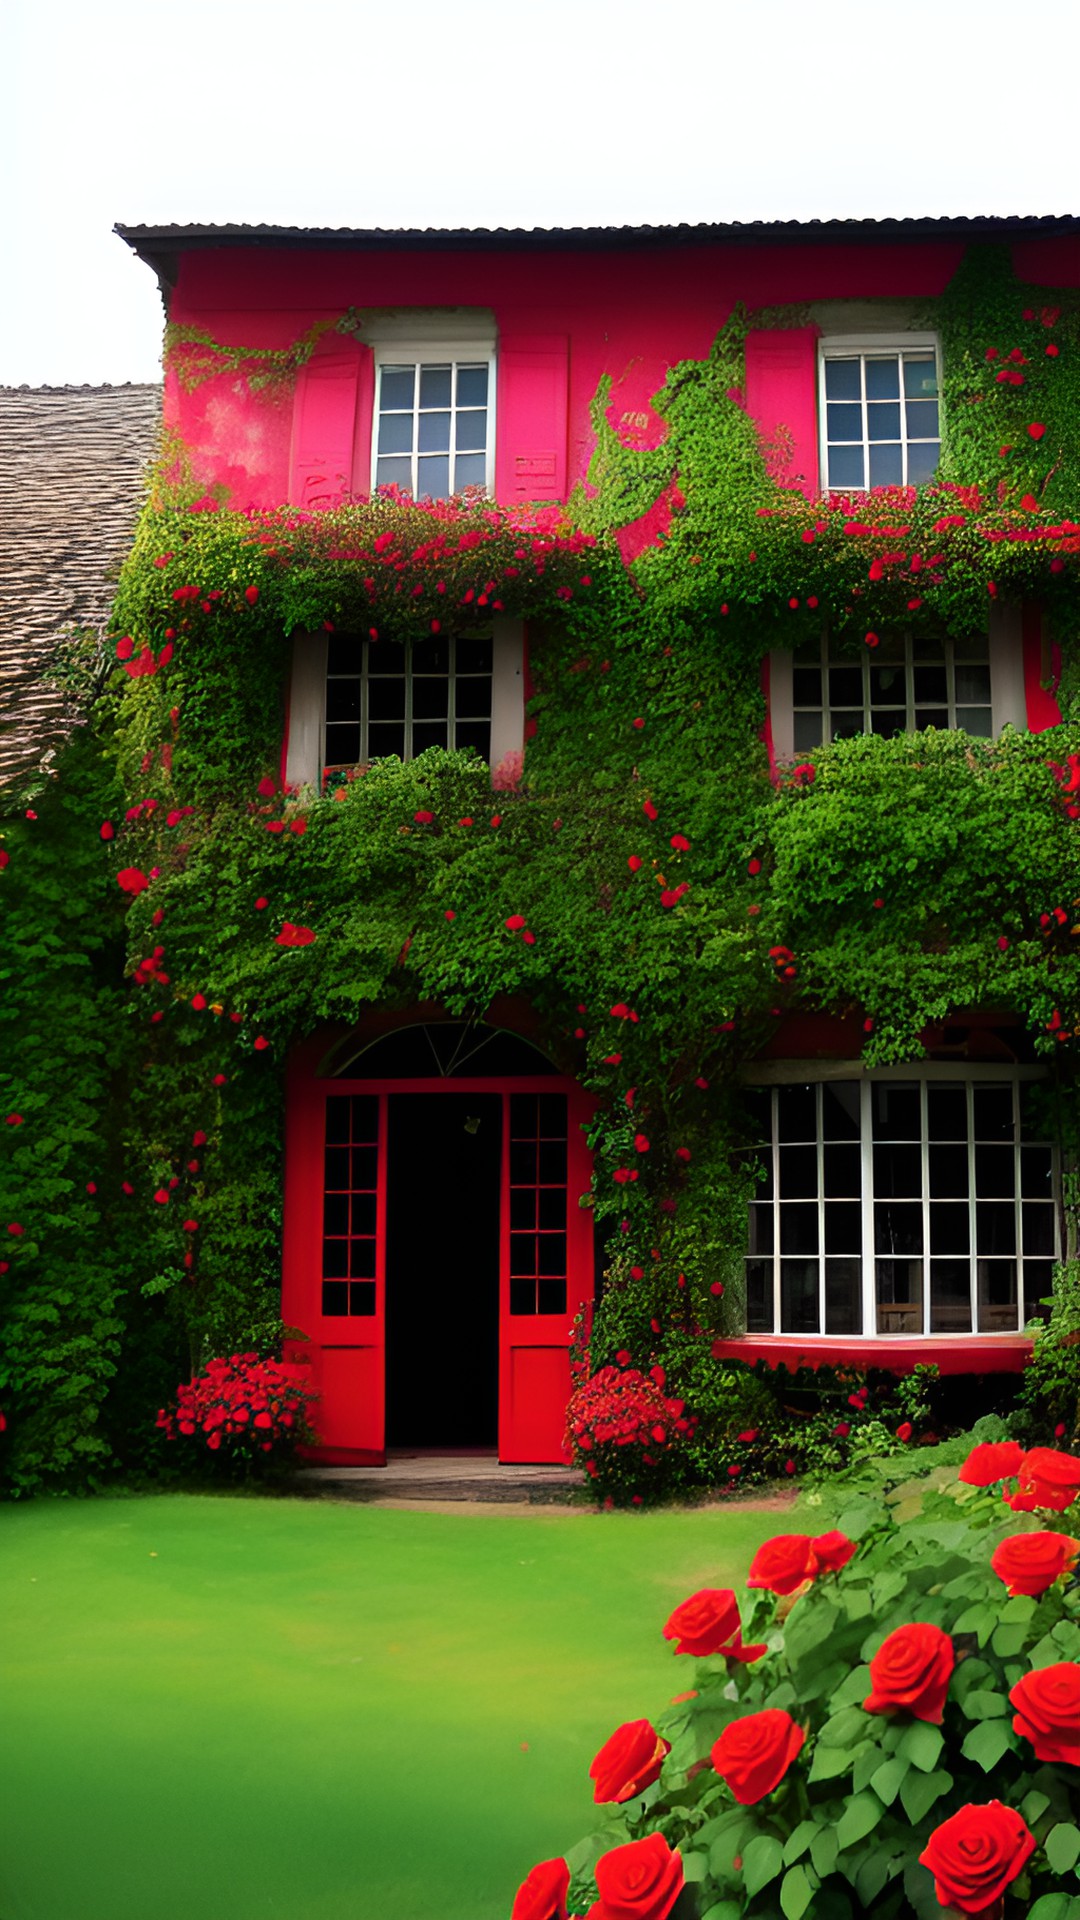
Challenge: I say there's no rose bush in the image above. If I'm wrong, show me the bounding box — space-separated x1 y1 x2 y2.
510 1440 1080 1919
156 1351 315 1475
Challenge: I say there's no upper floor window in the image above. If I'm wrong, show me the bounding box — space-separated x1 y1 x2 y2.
373 345 495 501
324 631 494 771
791 631 993 751
743 1072 1058 1340
819 335 940 491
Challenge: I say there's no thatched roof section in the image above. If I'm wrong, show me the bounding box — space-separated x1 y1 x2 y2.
0 384 161 789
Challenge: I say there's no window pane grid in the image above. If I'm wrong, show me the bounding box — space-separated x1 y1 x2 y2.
823 348 940 492
325 635 493 771
746 1078 1057 1337
322 1095 379 1317
375 360 491 500
508 1093 568 1317
792 632 992 749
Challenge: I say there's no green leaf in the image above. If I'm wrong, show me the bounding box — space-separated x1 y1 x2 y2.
960 1689 1009 1720
1046 1824 1080 1875
682 1852 710 1883
819 1706 872 1748
992 1619 1031 1657
1021 1788 1052 1826
951 1657 993 1699
700 1904 742 1920
829 1663 872 1710
780 1864 816 1920
870 1754 911 1806
854 1846 895 1909
742 1834 785 1899
782 1820 819 1867
810 1825 839 1880
1052 1620 1080 1658
961 1719 1015 1772
809 1741 858 1783
1000 1594 1037 1622
900 1767 953 1824
898 1721 945 1772
1027 1896 1075 1920
835 1790 884 1851
951 1601 997 1646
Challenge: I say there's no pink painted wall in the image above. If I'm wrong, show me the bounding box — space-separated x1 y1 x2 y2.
162 235 1080 515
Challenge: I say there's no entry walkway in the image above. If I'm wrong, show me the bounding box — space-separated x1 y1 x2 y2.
292 1450 581 1506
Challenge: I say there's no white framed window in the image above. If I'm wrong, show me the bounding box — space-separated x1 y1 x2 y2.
283 616 525 790
372 343 495 501
819 334 941 491
743 1068 1059 1339
324 629 495 770
769 605 1027 759
790 630 993 751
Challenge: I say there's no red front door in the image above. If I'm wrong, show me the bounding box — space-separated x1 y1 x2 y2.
281 1066 594 1463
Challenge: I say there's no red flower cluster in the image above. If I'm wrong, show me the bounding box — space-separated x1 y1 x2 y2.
564 1366 691 1493
156 1353 314 1457
746 1530 857 1596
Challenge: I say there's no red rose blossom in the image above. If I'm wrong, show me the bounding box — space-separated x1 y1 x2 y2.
919 1801 1035 1915
746 1530 856 1595
1009 1661 1080 1765
510 1857 570 1920
809 1530 857 1575
864 1622 954 1723
662 1588 765 1662
990 1530 1080 1596
593 1832 683 1920
711 1708 805 1805
589 1719 670 1803
1005 1446 1080 1512
958 1440 1025 1486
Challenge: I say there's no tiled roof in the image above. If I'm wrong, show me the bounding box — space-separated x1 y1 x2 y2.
0 384 161 789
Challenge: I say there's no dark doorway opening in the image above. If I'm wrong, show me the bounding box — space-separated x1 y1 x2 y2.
385 1092 502 1447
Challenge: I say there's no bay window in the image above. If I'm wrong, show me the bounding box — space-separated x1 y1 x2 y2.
743 1070 1059 1339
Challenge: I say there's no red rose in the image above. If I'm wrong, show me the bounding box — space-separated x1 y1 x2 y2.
991 1530 1080 1596
864 1623 954 1723
1006 1446 1080 1512
896 1421 913 1442
919 1801 1035 1915
711 1708 805 1805
117 867 150 895
589 1719 670 1803
245 585 259 605
1009 1661 1080 1765
662 1588 765 1662
746 1530 855 1595
511 1857 569 1920
810 1530 857 1575
958 1440 1025 1486
593 1833 683 1920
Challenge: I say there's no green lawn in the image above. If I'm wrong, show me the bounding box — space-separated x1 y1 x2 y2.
0 1492 802 1920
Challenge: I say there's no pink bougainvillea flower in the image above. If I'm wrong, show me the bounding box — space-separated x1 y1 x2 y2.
117 868 150 895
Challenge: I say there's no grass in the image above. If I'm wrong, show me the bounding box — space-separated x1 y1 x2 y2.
0 1490 807 1920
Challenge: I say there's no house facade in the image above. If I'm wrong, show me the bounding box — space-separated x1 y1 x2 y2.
97 217 1080 1466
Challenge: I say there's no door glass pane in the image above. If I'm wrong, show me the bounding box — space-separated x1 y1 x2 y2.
781 1261 819 1332
826 1259 862 1334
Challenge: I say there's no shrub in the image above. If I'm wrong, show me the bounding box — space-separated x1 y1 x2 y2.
1015 1262 1080 1448
156 1351 315 1477
563 1364 692 1507
514 1440 1080 1918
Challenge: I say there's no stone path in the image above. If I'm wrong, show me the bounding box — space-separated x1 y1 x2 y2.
291 1451 803 1513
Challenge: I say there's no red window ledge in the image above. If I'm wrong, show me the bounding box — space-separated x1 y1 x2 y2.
711 1335 1033 1377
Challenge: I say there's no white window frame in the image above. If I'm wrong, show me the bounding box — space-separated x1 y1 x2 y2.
743 1063 1060 1341
283 615 524 791
371 339 497 502
818 333 941 494
768 604 1027 761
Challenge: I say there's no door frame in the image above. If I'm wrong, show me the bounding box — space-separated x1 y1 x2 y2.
282 1046 595 1464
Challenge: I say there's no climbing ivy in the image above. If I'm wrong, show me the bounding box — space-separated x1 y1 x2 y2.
3 245 1080 1493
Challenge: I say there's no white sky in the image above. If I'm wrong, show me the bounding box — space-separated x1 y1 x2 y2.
3 0 1079 387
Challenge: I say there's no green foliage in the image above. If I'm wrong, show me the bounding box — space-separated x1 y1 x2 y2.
549 1458 1080 1916
4 245 1080 1491
1016 1263 1080 1445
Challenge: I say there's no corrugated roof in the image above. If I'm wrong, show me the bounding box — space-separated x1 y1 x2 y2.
0 385 161 788
116 215 1080 293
